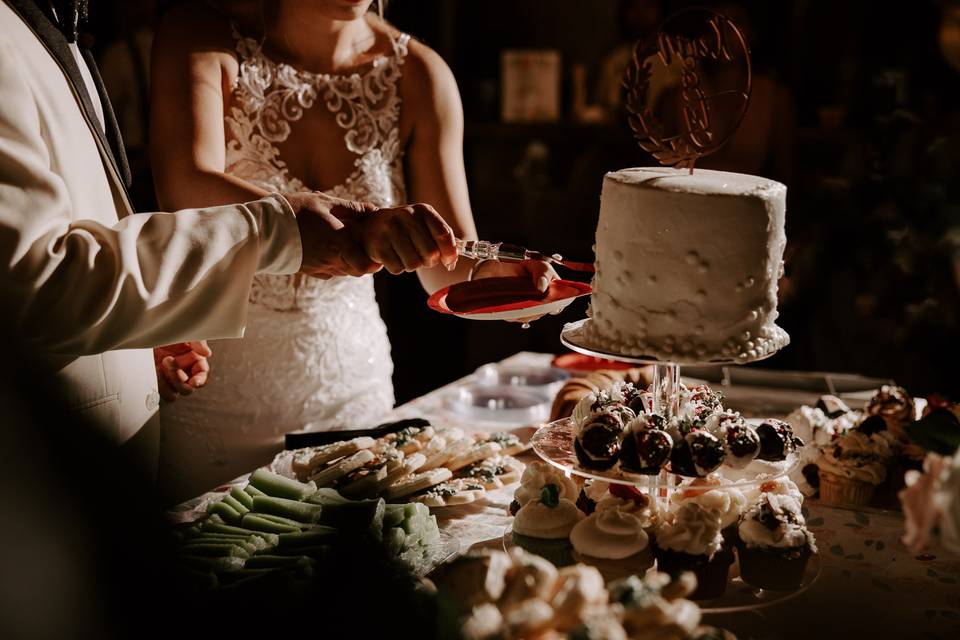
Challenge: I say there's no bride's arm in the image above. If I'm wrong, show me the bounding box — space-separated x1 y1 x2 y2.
403 42 554 295
402 43 476 293
150 6 270 210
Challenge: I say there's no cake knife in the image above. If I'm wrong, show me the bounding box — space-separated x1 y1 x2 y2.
455 239 595 272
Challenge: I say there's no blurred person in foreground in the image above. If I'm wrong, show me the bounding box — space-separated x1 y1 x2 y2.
0 0 457 480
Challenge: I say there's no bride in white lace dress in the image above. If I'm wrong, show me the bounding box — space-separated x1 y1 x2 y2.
149 0 553 501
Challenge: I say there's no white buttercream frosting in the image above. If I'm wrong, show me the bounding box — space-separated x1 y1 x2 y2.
738 493 816 550
786 405 861 447
571 509 651 560
576 167 790 364
656 502 723 557
818 430 896 485
671 481 747 530
743 477 805 507
583 480 611 502
572 392 599 427
514 461 579 507
594 494 658 528
513 498 583 539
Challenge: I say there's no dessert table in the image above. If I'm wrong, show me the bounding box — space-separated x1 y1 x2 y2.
176 351 960 640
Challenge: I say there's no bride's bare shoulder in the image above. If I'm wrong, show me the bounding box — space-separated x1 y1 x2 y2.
396 34 461 120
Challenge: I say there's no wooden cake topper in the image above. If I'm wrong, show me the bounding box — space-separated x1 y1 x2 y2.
623 8 752 172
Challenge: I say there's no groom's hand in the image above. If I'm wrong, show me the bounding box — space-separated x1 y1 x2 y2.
347 203 458 275
154 341 212 402
284 192 382 279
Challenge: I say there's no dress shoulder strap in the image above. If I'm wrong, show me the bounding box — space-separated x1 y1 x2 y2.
389 32 411 62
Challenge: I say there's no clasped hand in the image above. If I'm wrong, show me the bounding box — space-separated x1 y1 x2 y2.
286 192 458 279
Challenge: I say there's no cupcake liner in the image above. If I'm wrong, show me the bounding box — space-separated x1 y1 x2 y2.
817 470 876 506
572 546 654 580
736 541 812 590
511 531 574 566
653 544 734 600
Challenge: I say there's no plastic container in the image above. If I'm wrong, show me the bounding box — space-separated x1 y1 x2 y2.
445 383 551 424
474 363 570 399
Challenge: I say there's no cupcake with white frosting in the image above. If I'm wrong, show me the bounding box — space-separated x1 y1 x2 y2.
570 489 656 576
671 477 747 544
653 502 733 600
817 428 897 506
510 461 579 515
736 493 816 590
512 483 583 565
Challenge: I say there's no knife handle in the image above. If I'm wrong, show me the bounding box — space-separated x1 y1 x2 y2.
283 418 430 450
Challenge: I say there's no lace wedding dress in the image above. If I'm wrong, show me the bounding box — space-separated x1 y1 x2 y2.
158 28 411 502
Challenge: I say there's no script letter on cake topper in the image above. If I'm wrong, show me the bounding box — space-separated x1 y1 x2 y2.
623 8 752 172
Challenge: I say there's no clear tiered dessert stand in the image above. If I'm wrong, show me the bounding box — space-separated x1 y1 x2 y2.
518 318 820 612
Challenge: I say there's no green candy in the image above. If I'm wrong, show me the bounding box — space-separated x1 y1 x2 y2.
222 494 249 515
208 501 242 525
177 542 250 559
244 484 267 498
306 488 349 506
277 527 339 548
249 469 315 501
230 487 255 510
251 496 323 524
179 555 245 573
240 514 300 534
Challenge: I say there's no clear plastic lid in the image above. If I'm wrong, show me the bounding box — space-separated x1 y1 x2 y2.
474 363 570 398
445 383 551 424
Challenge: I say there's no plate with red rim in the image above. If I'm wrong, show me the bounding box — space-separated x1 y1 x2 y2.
551 352 638 373
428 279 591 321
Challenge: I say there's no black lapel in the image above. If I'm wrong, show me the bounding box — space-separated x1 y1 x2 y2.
80 47 132 188
3 0 133 193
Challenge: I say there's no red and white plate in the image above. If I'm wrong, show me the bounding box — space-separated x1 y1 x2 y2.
428 279 591 321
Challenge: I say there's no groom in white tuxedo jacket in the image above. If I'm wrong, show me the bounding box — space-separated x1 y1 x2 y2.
0 0 456 474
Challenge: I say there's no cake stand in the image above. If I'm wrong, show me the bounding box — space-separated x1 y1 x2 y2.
560 318 778 417
526 318 816 610
551 317 792 503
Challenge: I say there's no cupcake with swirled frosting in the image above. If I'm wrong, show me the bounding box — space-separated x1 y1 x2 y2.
671 477 747 544
653 502 733 600
736 493 816 590
570 487 656 576
512 483 583 565
817 428 897 506
510 461 579 515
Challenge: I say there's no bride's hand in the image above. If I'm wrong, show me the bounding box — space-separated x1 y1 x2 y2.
471 259 558 292
471 259 560 325
350 203 459 275
154 341 212 402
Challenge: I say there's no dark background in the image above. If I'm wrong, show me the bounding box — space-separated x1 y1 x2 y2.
85 0 960 401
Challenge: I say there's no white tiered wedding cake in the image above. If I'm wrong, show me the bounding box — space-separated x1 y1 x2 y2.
573 167 790 364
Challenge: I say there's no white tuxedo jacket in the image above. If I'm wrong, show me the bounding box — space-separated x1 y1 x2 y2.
0 1 302 445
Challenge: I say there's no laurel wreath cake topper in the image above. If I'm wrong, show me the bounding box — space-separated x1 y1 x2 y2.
623 8 752 172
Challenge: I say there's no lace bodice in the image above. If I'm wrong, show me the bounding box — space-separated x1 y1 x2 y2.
226 25 410 310
158 25 404 502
